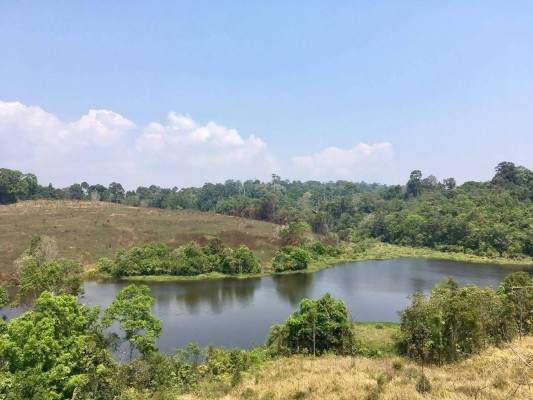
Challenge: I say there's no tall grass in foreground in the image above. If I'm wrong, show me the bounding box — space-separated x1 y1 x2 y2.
177 337 533 400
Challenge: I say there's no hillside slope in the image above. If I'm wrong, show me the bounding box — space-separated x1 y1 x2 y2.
182 337 533 400
0 200 281 272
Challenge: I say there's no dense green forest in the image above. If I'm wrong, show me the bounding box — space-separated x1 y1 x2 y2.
2 161 532 258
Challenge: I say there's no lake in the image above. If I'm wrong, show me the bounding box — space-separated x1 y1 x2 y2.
3 258 532 353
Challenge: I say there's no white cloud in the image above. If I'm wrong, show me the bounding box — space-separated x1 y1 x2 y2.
0 100 272 188
135 112 267 167
291 142 395 182
69 109 136 146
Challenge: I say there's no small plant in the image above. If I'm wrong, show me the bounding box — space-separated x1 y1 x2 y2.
416 374 431 393
392 360 403 371
292 391 307 400
260 392 275 400
365 387 381 400
376 373 390 387
406 367 419 380
492 373 507 389
241 388 257 399
232 369 243 387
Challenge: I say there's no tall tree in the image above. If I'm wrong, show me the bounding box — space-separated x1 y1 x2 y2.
102 284 162 361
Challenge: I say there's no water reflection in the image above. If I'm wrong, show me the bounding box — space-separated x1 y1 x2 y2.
168 278 261 315
272 272 314 306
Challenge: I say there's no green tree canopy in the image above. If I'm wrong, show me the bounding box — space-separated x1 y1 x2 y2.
0 292 112 399
102 284 163 361
267 293 356 356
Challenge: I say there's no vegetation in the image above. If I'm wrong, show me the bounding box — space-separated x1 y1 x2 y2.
190 338 533 400
266 293 357 356
1 270 532 399
102 285 163 360
0 201 280 276
2 161 532 263
1 162 533 398
0 292 115 400
271 246 311 272
98 238 260 278
399 272 533 365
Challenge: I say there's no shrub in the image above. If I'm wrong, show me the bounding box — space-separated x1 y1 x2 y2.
416 374 431 393
266 293 356 356
272 247 311 272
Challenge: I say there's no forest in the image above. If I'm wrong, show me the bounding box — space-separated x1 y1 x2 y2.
1 161 533 260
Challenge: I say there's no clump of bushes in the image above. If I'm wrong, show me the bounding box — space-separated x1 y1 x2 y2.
98 238 260 278
271 246 311 272
399 272 533 365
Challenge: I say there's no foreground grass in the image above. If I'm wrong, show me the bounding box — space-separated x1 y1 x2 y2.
353 322 400 357
171 336 533 400
0 200 281 275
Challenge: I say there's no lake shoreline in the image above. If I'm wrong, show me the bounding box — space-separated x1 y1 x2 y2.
87 242 533 282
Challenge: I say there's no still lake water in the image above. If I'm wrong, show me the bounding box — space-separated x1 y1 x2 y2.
4 259 533 352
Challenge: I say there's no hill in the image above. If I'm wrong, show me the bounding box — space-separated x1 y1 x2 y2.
0 200 281 273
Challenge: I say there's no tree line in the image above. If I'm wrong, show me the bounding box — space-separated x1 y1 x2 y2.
1 161 533 258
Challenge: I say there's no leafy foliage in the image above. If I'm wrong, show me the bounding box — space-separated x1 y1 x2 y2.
272 246 311 272
278 222 310 246
0 292 113 399
400 272 533 365
3 161 532 260
13 236 83 304
102 284 163 360
102 238 260 278
267 293 357 356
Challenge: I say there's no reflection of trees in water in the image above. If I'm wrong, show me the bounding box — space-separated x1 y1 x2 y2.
272 272 314 307
169 278 261 315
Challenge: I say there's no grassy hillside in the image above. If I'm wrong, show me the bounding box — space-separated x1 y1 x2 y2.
180 337 533 400
0 200 281 273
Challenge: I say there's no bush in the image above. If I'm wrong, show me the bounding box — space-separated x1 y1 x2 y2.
400 276 516 365
272 247 311 272
266 293 357 356
221 246 261 274
416 374 431 393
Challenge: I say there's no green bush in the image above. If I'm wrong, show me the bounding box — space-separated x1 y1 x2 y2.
272 247 311 272
266 293 357 356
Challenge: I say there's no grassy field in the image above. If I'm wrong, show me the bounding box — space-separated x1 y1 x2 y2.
0 200 281 274
179 336 533 400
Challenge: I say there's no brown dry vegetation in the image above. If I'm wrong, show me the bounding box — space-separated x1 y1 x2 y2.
0 200 281 273
178 337 533 400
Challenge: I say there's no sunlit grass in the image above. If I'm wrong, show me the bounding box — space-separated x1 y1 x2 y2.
177 336 533 400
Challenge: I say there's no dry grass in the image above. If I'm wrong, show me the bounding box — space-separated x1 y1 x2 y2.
0 200 281 273
186 337 533 400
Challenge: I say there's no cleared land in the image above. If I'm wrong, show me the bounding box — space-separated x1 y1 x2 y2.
0 200 281 273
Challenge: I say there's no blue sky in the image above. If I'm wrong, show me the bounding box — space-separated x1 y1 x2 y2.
1 1 532 189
